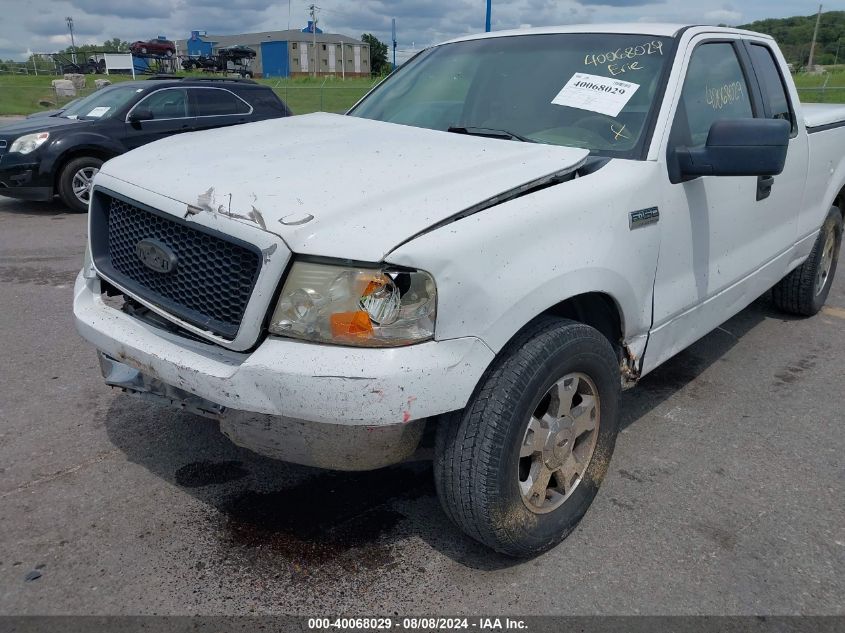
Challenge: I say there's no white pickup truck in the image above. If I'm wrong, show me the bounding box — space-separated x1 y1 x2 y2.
74 24 845 556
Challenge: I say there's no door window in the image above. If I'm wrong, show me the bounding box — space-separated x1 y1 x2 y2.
134 88 189 119
673 42 753 147
748 43 794 131
191 88 251 116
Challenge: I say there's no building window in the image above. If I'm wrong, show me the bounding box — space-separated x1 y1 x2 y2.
323 59 327 66
322 44 326 50
292 42 297 49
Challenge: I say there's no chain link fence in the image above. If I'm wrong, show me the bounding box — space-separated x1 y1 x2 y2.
269 78 381 114
0 78 381 117
797 86 845 103
2 78 843 119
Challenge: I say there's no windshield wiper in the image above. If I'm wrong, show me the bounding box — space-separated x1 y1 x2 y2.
447 126 534 143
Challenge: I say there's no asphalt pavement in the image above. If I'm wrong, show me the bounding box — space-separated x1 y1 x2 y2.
0 195 843 615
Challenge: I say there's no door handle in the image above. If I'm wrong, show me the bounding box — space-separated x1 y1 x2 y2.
756 175 774 201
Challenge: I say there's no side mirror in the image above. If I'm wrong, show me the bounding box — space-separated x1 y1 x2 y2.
128 107 154 123
674 118 790 180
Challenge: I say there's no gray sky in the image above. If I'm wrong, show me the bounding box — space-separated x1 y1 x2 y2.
0 0 830 61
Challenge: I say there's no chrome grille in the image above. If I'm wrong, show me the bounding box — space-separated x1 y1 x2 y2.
91 193 262 339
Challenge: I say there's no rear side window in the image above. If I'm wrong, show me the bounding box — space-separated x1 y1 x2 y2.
191 88 251 116
748 43 794 131
136 88 189 119
674 42 753 148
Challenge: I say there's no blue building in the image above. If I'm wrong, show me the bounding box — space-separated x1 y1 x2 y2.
177 25 371 78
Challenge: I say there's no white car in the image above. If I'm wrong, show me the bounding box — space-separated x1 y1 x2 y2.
74 24 845 556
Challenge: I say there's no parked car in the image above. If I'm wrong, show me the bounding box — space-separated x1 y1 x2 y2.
61 57 106 75
130 38 176 57
181 55 218 72
74 25 845 556
0 78 291 212
217 45 257 61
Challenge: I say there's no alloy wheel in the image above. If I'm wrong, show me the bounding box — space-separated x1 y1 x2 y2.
518 372 600 514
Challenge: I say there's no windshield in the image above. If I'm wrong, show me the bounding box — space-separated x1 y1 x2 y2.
62 85 141 121
349 33 673 157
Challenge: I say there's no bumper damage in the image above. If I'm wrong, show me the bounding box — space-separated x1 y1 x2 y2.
75 272 495 470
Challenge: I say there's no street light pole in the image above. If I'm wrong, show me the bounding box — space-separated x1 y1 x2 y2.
485 0 492 32
65 16 77 64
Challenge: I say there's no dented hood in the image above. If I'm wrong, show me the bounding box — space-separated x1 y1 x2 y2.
100 113 588 261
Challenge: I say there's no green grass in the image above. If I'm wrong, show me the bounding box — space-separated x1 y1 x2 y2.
0 73 379 116
2 68 843 117
0 73 138 115
793 68 845 103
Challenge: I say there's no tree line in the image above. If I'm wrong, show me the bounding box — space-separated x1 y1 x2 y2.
738 10 845 67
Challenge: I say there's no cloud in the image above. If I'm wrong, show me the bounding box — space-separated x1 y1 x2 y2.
704 9 744 25
580 0 662 5
68 0 175 20
0 0 823 61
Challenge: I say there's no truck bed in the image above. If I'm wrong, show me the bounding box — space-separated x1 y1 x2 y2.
802 103 845 129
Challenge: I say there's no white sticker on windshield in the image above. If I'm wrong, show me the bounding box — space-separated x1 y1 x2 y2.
551 72 639 117
86 106 111 118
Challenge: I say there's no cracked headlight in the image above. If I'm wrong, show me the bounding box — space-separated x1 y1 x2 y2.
9 132 49 154
269 261 436 347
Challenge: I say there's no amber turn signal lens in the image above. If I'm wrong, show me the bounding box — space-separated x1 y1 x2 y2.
330 310 374 339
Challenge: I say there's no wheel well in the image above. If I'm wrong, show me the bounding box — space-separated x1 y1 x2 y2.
543 292 624 357
53 148 115 191
835 186 845 220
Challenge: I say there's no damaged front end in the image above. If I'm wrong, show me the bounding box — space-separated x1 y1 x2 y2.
98 351 427 471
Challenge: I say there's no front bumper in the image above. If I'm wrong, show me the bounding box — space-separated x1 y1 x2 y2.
0 153 52 201
74 272 495 470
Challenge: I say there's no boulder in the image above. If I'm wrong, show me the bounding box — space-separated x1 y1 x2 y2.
51 79 76 97
63 73 86 89
94 79 111 89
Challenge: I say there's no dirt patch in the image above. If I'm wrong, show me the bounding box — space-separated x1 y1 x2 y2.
0 265 78 287
213 464 435 572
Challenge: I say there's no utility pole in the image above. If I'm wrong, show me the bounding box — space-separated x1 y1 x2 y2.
485 0 492 32
392 18 397 70
308 4 319 78
65 16 77 64
807 4 822 69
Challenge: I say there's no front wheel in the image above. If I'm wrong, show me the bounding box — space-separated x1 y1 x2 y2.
772 206 842 316
434 317 620 557
57 156 102 213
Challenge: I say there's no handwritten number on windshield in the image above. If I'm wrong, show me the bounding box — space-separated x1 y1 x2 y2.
585 40 664 73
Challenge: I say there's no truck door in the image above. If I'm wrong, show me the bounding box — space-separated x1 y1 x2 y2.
644 36 804 373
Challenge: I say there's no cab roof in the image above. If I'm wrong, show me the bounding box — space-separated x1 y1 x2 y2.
442 23 772 45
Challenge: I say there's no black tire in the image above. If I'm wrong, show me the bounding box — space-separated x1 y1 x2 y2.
772 206 842 316
434 316 620 557
57 156 103 213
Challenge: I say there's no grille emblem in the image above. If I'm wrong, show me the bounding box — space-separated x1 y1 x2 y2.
135 239 177 274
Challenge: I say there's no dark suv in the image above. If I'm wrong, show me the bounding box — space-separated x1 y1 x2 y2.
0 78 291 212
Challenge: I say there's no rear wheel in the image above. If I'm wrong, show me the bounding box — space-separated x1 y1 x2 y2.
57 156 102 213
772 206 842 316
434 317 620 557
